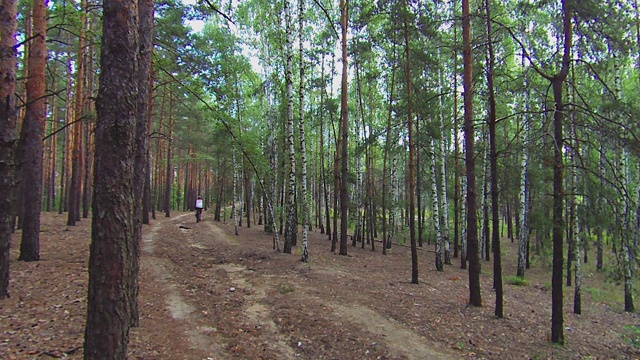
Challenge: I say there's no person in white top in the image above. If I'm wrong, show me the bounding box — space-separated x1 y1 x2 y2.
195 195 204 222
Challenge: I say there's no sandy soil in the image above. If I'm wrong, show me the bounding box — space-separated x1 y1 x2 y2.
1 212 639 359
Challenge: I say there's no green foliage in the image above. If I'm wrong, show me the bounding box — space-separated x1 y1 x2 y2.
505 276 529 287
584 286 620 306
622 325 640 349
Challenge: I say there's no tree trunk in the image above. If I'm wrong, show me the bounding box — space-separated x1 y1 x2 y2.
485 0 501 315
164 92 174 218
550 77 566 344
284 0 296 254
84 0 138 355
382 52 395 256
462 0 480 306
432 138 443 271
266 84 281 251
17 0 46 262
571 118 582 315
438 54 451 264
0 0 19 300
480 132 489 262
130 0 153 328
298 0 308 261
143 70 154 225
68 0 86 226
517 70 529 278
402 0 418 284
452 4 459 259
338 0 349 256
319 55 330 239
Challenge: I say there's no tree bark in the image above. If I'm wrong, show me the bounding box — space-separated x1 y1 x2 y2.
164 92 174 218
17 0 47 262
338 0 349 256
298 0 309 262
463 0 480 306
284 0 297 253
403 0 418 284
432 138 443 271
68 0 86 226
83 0 138 356
129 0 153 328
485 0 502 316
0 0 18 300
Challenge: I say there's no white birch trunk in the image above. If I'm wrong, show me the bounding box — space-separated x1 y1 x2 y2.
298 0 308 262
517 106 529 277
438 57 451 264
572 135 582 314
355 129 363 243
389 154 399 245
460 163 467 268
283 0 297 253
238 167 244 227
268 100 281 251
431 137 443 271
621 148 634 311
262 44 280 251
480 131 488 261
613 53 634 311
232 151 239 236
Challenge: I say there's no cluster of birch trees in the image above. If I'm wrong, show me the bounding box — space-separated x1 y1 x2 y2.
1 0 640 354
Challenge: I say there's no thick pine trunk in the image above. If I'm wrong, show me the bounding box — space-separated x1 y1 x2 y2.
0 0 18 300
67 3 86 226
84 0 138 356
17 0 46 262
129 0 153 328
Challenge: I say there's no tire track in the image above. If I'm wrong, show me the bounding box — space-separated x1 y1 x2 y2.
142 214 227 359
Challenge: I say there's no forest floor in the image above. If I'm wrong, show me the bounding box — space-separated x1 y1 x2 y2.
1 212 640 359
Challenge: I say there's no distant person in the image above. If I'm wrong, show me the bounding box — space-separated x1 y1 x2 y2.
195 195 203 222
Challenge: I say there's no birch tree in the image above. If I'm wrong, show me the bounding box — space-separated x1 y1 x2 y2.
299 0 309 262
438 51 451 265
338 0 349 256
517 75 529 278
621 147 634 312
431 137 443 271
284 0 297 254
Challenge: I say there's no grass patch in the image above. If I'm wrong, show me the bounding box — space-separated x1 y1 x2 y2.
584 284 623 305
505 276 529 286
278 283 295 294
622 325 640 349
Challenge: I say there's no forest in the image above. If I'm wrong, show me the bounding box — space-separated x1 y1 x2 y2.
1 0 640 358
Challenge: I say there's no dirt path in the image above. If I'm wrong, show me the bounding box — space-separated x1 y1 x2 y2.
141 214 227 359
141 215 459 359
3 212 638 359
